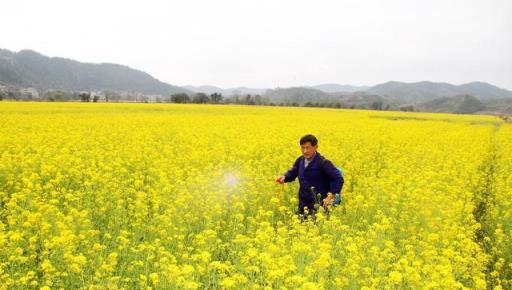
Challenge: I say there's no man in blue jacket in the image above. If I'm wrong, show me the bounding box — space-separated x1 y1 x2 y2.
276 134 344 217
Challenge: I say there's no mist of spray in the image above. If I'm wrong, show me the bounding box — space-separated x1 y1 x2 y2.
223 172 240 188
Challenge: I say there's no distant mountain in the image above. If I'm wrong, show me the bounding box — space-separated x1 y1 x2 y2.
185 83 371 96
342 92 398 109
312 83 370 93
482 98 512 114
2 47 511 114
228 87 267 96
172 81 512 106
417 94 485 114
0 48 189 95
368 81 461 104
183 85 225 95
264 87 332 104
184 85 266 96
459 82 512 99
367 81 512 104
260 81 511 109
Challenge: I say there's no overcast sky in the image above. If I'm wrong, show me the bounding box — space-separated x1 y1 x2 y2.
1 0 511 89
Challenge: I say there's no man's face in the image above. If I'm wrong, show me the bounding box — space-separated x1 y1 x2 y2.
300 142 318 159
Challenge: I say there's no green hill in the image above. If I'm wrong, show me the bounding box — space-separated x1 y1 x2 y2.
417 95 485 114
0 49 188 95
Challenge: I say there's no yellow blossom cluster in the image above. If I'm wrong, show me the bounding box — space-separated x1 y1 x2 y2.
479 124 512 289
0 102 510 289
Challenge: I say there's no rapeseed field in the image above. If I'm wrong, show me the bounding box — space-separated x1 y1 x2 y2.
0 102 510 289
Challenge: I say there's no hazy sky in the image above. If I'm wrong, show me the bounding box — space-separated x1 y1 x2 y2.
1 0 511 89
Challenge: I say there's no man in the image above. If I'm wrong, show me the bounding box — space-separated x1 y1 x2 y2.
276 134 344 217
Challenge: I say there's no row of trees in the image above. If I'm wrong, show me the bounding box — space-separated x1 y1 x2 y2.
79 93 100 102
164 92 398 111
0 89 154 102
0 90 407 111
167 92 224 104
0 91 20 100
168 92 265 105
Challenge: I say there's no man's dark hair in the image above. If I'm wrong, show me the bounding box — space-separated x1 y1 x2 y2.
299 134 318 146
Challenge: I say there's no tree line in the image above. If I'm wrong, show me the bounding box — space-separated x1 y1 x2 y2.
0 90 410 111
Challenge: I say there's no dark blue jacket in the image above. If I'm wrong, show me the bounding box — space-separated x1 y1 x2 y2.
284 152 344 203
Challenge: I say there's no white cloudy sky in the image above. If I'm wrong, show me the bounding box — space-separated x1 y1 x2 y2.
1 0 511 89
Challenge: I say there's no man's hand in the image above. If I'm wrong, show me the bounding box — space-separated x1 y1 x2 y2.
323 192 334 208
275 175 286 184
